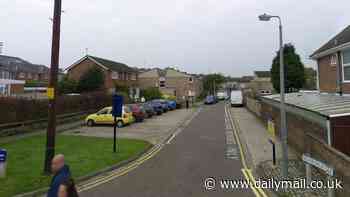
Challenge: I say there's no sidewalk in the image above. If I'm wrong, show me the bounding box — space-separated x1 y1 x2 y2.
230 107 297 169
230 107 328 197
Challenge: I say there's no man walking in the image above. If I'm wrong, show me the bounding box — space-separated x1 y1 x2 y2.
47 154 71 197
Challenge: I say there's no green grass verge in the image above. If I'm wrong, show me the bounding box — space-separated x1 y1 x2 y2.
0 134 151 197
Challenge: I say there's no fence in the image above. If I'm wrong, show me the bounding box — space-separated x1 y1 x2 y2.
0 92 114 124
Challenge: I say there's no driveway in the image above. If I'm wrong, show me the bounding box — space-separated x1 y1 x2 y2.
64 108 196 145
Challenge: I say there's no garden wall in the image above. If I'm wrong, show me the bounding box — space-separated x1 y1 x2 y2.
0 92 121 124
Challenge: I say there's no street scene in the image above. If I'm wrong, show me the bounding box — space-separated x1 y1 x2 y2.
1 0 350 197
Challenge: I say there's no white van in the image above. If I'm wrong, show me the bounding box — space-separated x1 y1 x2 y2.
230 90 243 107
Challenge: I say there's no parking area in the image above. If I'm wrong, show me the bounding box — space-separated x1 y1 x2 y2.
64 108 196 145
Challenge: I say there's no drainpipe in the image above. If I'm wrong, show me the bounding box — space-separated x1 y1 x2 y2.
337 51 343 96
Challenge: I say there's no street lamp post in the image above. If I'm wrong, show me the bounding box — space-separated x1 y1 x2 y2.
259 13 288 178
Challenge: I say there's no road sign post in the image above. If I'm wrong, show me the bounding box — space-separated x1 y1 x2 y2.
112 95 123 153
302 154 335 197
0 149 7 178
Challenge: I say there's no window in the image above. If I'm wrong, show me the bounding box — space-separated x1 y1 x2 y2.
330 54 337 65
111 71 119 79
342 49 350 81
19 72 26 79
131 74 137 81
97 108 109 115
159 77 166 88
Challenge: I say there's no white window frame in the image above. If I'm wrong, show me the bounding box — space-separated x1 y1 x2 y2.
330 53 337 65
111 71 119 80
342 50 350 82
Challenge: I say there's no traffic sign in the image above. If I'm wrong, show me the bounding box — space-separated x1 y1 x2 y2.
112 94 123 117
0 149 7 163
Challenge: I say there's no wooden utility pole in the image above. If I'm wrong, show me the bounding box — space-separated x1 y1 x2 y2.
44 0 62 174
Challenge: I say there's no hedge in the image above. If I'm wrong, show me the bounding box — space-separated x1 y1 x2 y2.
0 92 130 124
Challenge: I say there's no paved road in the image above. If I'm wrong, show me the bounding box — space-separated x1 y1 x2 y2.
81 103 255 197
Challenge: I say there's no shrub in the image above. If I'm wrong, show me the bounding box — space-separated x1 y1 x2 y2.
77 67 105 93
57 76 78 94
141 87 162 101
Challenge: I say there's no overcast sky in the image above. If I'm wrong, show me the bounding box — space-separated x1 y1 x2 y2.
0 0 349 77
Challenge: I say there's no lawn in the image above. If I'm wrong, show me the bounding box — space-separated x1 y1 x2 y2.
0 134 151 197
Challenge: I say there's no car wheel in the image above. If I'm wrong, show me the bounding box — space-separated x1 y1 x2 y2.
87 119 94 127
116 120 124 128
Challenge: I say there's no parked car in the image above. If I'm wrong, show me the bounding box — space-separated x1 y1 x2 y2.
149 101 163 115
204 95 215 105
142 103 155 118
127 104 146 122
153 99 169 112
230 90 243 107
216 91 228 100
85 106 134 128
167 100 177 110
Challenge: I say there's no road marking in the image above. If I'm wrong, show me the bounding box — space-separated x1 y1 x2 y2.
78 106 203 192
225 105 269 197
78 144 163 192
242 168 261 196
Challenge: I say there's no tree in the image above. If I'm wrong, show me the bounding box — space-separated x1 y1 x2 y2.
77 67 105 93
271 43 305 93
57 76 78 94
141 87 162 101
303 67 317 90
202 73 226 96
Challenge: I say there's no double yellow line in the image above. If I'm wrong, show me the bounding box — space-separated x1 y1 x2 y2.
225 105 268 197
78 144 163 192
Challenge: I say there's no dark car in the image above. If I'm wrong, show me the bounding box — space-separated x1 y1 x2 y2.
153 99 169 112
142 103 155 118
204 95 215 105
167 100 177 110
149 101 163 115
127 104 146 122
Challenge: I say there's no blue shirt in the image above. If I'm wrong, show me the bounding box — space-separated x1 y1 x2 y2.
47 165 71 197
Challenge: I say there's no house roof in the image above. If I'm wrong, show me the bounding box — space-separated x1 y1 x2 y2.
88 56 135 73
66 55 136 73
310 25 350 59
254 71 271 78
138 67 193 78
0 55 49 73
262 92 350 118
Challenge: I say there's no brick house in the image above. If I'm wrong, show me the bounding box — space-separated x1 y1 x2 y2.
310 25 350 94
0 55 49 82
0 63 25 95
66 55 138 93
138 68 203 100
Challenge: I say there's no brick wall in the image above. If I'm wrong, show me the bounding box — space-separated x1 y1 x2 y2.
260 101 350 196
260 102 327 155
246 97 261 116
307 134 350 197
138 76 202 100
318 55 338 93
138 77 158 89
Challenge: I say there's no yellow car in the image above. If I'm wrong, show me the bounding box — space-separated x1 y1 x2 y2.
85 106 134 127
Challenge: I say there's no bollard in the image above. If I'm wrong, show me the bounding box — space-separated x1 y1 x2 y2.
0 149 7 178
